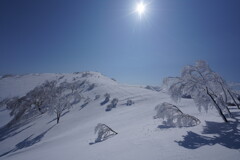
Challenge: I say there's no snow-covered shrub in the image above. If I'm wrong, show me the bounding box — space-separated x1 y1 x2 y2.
106 104 113 111
105 98 118 111
111 98 118 108
94 123 117 142
154 102 200 127
126 99 134 106
101 93 110 105
104 93 110 99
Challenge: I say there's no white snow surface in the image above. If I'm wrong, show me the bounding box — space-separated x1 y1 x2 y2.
0 72 239 160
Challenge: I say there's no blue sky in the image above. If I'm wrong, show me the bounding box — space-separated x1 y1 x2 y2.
0 0 240 85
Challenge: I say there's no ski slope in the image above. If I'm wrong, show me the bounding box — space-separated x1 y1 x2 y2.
0 72 239 160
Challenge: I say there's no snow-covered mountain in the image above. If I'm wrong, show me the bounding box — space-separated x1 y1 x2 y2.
0 72 239 160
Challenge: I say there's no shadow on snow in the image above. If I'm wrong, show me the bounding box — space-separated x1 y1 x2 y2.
89 134 116 145
176 120 240 149
0 124 56 157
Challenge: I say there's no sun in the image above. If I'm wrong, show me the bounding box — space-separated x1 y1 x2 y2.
135 2 146 17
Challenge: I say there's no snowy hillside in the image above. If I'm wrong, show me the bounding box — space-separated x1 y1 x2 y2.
0 72 239 160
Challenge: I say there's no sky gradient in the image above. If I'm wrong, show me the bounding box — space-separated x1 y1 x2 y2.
0 0 240 85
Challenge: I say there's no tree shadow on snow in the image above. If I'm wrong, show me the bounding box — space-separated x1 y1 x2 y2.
0 115 39 142
100 99 109 106
0 123 34 142
175 120 240 149
89 134 116 145
158 125 175 129
0 124 56 157
79 102 89 111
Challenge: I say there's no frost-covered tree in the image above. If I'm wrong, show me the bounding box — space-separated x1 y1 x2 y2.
163 60 238 122
154 102 200 127
48 85 72 124
60 81 80 93
94 123 118 142
26 80 57 114
211 73 240 109
3 96 32 126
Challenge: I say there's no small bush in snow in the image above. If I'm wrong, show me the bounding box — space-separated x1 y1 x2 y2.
105 98 118 111
94 123 117 143
101 93 110 105
111 98 118 108
154 102 200 127
126 99 134 106
104 93 110 99
106 104 113 111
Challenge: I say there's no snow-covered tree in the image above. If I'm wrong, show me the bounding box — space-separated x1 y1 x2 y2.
163 60 238 122
3 96 32 126
26 80 57 114
154 102 200 127
94 123 118 142
106 98 118 111
48 85 71 124
60 80 82 93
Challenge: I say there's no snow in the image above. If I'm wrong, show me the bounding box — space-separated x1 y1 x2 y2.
0 72 239 160
0 109 11 128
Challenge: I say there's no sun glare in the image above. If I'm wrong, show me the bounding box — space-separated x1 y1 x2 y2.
135 2 146 17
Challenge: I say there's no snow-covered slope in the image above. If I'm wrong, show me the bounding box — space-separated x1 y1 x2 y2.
0 72 239 160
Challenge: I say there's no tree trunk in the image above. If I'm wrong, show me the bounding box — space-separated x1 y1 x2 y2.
227 89 240 109
206 88 228 123
224 104 232 118
104 124 118 135
57 113 60 124
37 105 43 114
